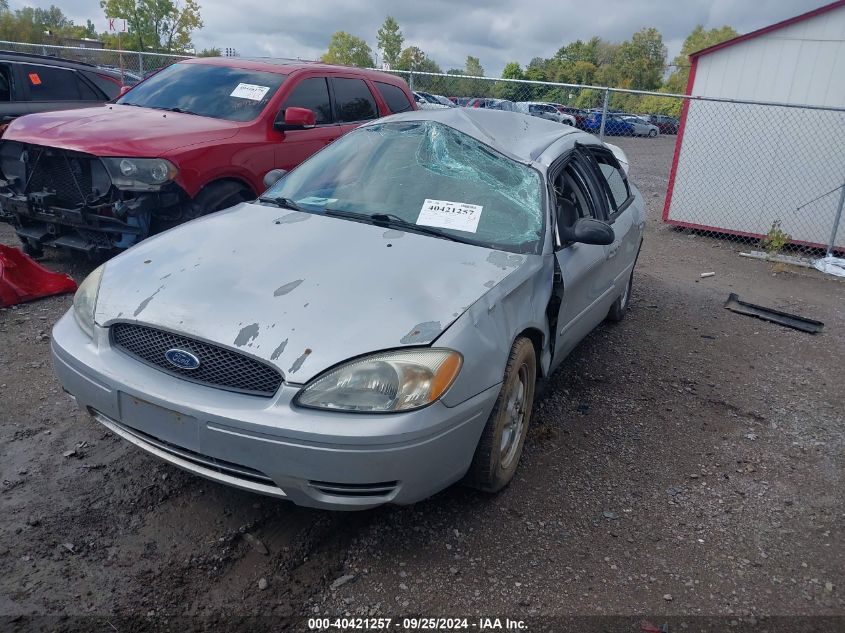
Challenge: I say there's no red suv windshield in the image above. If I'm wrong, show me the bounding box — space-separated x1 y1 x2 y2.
118 63 286 122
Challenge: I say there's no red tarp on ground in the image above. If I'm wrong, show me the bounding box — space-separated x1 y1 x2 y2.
0 245 77 308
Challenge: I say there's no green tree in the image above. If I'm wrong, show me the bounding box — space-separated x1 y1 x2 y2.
614 27 666 90
197 46 221 57
494 61 524 100
0 5 82 43
376 15 403 69
465 55 484 77
395 46 440 73
100 0 203 53
664 24 739 93
321 31 374 67
501 62 523 80
81 19 97 38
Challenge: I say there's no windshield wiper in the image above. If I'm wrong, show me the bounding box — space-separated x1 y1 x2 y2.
258 196 305 212
158 106 200 116
324 208 468 243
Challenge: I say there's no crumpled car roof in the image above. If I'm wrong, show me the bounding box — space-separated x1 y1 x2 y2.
363 107 587 165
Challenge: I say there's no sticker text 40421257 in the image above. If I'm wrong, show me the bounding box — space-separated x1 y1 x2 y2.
416 199 483 234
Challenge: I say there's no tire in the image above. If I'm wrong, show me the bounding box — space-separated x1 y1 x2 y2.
467 337 537 493
607 270 633 322
648 129 657 138
188 181 254 220
21 239 43 259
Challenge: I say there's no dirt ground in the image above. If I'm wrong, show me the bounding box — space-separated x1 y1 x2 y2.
1 136 843 631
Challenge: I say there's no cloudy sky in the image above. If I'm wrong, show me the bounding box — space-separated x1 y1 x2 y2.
13 0 829 74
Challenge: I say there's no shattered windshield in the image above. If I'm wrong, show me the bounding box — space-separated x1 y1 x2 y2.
264 121 545 254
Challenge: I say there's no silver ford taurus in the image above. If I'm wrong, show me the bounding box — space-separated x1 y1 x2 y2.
51 108 645 510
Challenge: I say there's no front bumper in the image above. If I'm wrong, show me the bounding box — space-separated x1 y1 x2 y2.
0 188 181 253
50 312 498 510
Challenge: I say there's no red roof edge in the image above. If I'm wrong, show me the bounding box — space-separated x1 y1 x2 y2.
691 0 845 58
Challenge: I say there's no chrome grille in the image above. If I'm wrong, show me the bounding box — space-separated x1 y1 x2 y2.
111 323 283 397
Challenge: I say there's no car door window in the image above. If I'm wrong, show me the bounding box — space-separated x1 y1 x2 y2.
374 81 413 114
282 77 333 124
331 77 378 122
0 64 13 101
553 161 600 245
21 64 81 101
588 150 631 216
76 75 102 100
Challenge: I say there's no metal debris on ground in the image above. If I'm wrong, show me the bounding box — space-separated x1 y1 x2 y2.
724 293 824 334
812 255 845 278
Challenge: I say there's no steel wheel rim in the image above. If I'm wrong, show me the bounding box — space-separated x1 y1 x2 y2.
500 363 528 469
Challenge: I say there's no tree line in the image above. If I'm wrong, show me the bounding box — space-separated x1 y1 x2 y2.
0 1 204 55
322 16 739 117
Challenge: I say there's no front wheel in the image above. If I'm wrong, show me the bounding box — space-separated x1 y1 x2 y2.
648 129 657 138
187 181 254 220
607 270 633 322
21 239 43 259
467 337 537 493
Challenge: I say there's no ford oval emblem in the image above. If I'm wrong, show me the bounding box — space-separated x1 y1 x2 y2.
164 348 200 370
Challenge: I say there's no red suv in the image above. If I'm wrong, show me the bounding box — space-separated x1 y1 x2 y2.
0 57 415 256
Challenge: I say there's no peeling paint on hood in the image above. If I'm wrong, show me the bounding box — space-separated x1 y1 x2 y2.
95 202 533 383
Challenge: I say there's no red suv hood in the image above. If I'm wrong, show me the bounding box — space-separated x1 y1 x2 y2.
3 105 240 156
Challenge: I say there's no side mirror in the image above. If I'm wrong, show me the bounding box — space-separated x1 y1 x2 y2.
274 107 316 131
263 168 287 188
118 85 131 97
559 217 615 246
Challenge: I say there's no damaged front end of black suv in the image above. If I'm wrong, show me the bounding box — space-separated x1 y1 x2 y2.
0 141 191 257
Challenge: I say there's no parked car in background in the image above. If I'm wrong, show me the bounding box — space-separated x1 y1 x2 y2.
52 108 644 510
0 57 415 256
97 65 143 86
413 91 452 109
467 98 517 111
620 115 659 137
552 105 589 128
646 114 679 134
452 97 471 106
582 111 635 136
0 51 124 131
431 94 456 107
515 101 576 125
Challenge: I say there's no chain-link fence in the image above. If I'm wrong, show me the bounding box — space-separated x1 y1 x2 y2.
0 40 191 84
393 69 845 258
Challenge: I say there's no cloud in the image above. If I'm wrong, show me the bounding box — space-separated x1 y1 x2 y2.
11 0 826 75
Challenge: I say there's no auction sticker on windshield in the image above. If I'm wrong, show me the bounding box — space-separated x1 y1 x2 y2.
417 199 482 233
230 83 270 101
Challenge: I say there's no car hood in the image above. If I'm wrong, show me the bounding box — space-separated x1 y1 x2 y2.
95 203 531 383
3 104 239 156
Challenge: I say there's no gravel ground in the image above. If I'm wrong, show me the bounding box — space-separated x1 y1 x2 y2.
1 135 843 631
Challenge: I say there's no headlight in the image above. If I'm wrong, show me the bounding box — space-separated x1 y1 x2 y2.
295 349 462 413
72 264 105 338
102 157 178 191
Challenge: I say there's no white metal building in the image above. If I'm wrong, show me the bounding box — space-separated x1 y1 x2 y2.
663 1 845 251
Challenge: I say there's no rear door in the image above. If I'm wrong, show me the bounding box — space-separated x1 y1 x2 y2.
19 63 104 115
273 75 340 171
550 151 618 366
330 76 381 135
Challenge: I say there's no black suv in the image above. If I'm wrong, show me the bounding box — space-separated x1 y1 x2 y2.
0 51 124 128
